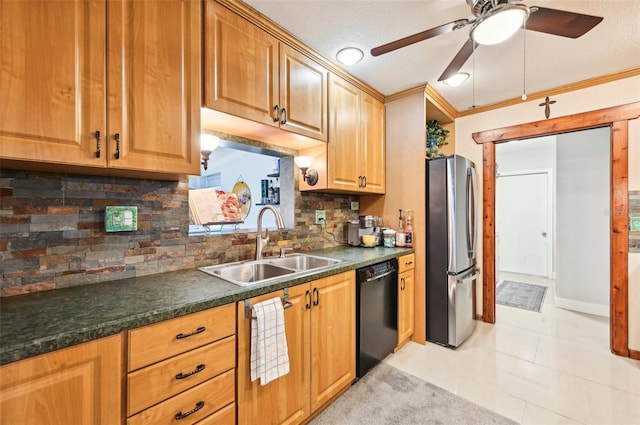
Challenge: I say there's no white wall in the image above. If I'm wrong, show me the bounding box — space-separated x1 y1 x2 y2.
454 74 640 350
555 127 610 316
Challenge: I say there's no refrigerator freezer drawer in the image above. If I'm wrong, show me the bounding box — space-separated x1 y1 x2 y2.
447 268 479 347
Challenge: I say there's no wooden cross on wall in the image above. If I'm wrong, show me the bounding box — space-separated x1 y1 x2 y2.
539 96 557 119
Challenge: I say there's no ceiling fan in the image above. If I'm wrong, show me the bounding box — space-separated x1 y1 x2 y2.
370 0 603 83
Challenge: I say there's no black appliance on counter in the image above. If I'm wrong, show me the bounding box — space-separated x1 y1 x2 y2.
426 155 480 348
356 259 398 378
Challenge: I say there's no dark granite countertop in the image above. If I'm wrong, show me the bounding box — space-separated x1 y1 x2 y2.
0 246 413 365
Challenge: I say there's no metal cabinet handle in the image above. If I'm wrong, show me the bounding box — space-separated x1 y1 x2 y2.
280 108 287 125
401 278 406 291
274 105 280 122
305 289 312 310
175 326 205 340
405 261 414 266
114 133 121 159
95 131 101 158
175 363 205 380
312 287 319 306
363 176 367 188
175 401 205 420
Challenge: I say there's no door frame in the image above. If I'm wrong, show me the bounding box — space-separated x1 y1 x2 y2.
496 168 553 279
472 101 640 358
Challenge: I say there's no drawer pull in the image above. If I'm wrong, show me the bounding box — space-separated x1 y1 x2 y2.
175 326 206 340
175 401 205 420
405 261 414 266
175 363 205 380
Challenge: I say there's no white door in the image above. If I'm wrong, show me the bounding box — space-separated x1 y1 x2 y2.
496 170 552 277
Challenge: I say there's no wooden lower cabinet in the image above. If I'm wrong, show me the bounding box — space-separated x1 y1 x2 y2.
0 334 122 425
237 271 356 425
398 254 416 348
127 304 236 425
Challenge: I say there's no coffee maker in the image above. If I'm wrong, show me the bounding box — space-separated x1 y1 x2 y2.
347 215 381 246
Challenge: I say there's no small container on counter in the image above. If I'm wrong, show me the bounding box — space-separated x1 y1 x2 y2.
383 229 396 248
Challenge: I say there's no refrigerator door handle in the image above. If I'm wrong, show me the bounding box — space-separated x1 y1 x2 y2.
457 268 481 283
466 166 477 260
447 161 456 272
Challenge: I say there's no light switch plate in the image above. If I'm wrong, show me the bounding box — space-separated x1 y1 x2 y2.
105 206 138 232
631 216 640 233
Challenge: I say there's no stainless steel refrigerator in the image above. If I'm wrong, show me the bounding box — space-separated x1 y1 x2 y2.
425 155 480 348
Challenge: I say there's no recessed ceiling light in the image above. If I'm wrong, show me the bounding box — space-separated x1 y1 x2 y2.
443 72 470 87
336 47 364 66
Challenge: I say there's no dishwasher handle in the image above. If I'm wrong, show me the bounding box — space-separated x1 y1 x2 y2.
363 269 397 283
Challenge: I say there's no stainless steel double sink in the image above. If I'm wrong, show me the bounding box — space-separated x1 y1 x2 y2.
199 254 344 286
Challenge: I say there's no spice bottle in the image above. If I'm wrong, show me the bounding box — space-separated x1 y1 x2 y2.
396 209 406 247
404 209 414 248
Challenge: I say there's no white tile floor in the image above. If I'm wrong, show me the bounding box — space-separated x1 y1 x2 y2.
386 272 640 425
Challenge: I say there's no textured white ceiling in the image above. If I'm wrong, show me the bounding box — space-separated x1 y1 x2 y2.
245 0 640 111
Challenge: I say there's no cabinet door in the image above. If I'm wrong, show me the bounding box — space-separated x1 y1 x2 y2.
108 0 201 174
0 0 106 167
327 74 361 191
0 334 122 425
203 1 279 128
279 45 328 141
236 284 311 425
310 271 356 413
398 269 415 345
360 93 386 193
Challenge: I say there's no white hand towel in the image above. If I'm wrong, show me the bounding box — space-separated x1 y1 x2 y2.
250 297 290 385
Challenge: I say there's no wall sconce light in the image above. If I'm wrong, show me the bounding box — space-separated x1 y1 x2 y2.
200 133 220 170
294 156 318 186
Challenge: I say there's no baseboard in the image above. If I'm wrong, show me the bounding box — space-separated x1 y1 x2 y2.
554 295 609 317
630 349 640 360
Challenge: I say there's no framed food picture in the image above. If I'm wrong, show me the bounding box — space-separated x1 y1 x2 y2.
232 177 252 219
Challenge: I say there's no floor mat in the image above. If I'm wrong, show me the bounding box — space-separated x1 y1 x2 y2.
496 280 548 312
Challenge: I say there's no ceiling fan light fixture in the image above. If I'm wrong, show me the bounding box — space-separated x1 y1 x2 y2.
443 72 470 87
470 4 529 45
336 47 364 66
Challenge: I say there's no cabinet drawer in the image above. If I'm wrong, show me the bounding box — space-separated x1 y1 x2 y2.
128 303 235 371
128 335 235 416
128 370 235 425
193 402 235 425
398 254 415 274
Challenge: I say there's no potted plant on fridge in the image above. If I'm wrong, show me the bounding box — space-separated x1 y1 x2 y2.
426 119 449 159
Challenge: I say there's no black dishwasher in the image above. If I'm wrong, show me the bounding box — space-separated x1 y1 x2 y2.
356 259 398 378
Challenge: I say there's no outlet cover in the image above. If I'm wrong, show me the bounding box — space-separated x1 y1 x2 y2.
315 210 326 224
631 216 640 233
105 206 138 232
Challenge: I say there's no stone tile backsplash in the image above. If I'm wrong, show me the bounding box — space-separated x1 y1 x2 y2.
0 169 358 296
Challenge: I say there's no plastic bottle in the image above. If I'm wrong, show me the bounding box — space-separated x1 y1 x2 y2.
395 209 406 247
404 209 413 248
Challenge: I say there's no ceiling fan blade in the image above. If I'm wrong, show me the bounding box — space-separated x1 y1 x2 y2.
438 39 477 82
371 19 469 57
526 6 603 38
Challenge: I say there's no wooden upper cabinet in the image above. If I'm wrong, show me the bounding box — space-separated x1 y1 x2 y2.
0 0 200 176
203 1 328 142
279 45 328 141
0 335 122 425
107 0 201 175
327 74 385 194
327 74 361 191
204 0 279 127
0 0 106 167
360 92 386 193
